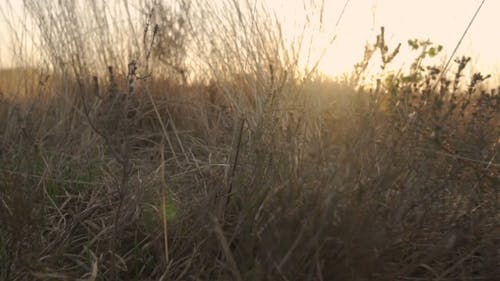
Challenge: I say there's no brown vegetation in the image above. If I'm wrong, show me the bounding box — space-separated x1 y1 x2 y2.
0 1 498 280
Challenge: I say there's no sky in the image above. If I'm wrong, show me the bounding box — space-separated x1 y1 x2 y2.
1 0 499 80
268 0 499 80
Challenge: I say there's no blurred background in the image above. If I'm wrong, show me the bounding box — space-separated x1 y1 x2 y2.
1 0 499 79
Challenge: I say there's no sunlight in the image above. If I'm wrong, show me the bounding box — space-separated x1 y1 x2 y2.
1 2 498 279
1 0 499 80
268 0 500 79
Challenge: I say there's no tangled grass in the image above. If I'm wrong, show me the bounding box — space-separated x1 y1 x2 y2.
0 1 498 280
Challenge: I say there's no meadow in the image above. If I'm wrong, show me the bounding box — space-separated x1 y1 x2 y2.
0 1 498 280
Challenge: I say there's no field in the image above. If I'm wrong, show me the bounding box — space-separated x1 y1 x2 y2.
0 1 499 280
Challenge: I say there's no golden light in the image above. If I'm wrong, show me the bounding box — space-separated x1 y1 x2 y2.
268 0 500 80
1 0 500 82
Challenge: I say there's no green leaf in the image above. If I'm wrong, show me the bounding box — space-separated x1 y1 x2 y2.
428 47 437 57
408 39 419 50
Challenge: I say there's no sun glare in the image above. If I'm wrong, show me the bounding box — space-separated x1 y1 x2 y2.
266 0 500 80
1 0 499 81
1 2 498 279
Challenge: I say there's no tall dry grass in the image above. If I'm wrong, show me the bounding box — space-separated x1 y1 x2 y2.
0 1 498 280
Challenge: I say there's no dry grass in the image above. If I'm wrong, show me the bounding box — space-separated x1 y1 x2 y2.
0 1 499 280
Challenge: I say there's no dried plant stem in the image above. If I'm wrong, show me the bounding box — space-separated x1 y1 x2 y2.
212 216 243 281
220 116 245 220
145 86 179 167
160 139 169 264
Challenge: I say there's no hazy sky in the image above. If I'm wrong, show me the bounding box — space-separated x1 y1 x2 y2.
1 0 499 80
309 0 500 78
267 0 497 79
